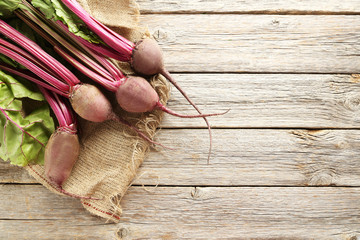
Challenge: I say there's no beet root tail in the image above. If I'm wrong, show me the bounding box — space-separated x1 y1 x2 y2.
110 114 174 150
156 101 229 118
160 69 214 163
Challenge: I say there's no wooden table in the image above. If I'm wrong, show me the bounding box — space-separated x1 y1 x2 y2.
2 1 360 239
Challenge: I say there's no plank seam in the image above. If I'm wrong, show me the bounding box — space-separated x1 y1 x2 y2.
140 11 360 16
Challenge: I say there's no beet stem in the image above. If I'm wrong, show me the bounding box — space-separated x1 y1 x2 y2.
0 43 70 93
55 20 125 82
38 86 68 127
56 20 129 62
54 46 118 91
0 38 45 71
61 0 134 57
0 18 79 86
16 8 113 83
0 64 69 97
52 93 74 126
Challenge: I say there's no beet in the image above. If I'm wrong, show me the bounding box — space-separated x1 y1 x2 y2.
70 84 113 122
131 38 163 76
44 130 80 188
116 76 159 113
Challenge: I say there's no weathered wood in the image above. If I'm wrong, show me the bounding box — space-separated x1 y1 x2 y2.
119 186 360 239
128 129 360 187
3 2 360 238
139 14 360 73
1 185 360 239
3 129 360 187
137 0 360 14
0 161 30 183
0 185 117 240
160 74 360 128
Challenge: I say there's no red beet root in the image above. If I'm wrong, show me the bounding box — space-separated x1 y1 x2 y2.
70 84 113 122
45 129 80 188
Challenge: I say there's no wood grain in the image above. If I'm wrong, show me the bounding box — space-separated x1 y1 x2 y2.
119 186 360 239
159 74 360 128
137 0 360 14
1 184 360 239
2 2 360 239
139 14 360 73
3 129 360 187
0 185 116 240
140 129 360 187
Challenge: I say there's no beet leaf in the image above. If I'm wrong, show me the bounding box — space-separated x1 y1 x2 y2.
0 69 55 166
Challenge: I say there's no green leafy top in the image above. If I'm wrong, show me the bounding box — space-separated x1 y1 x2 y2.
0 70 55 166
32 0 101 43
0 0 22 18
0 0 101 43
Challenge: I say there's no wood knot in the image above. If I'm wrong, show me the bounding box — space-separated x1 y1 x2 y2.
272 19 280 25
191 187 202 199
307 168 338 186
116 227 130 239
344 235 358 240
335 140 350 149
343 94 360 111
152 28 175 42
190 187 213 201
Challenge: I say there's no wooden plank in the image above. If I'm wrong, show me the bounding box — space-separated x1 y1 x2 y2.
2 129 360 187
1 184 360 239
0 161 30 183
119 186 360 239
0 185 117 240
139 15 360 73
137 0 360 14
140 129 360 187
160 74 360 128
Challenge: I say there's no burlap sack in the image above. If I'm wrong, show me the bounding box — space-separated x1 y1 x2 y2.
25 0 169 222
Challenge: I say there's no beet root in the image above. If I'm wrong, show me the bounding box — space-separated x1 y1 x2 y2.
115 76 159 113
70 84 113 122
131 38 163 76
44 130 80 188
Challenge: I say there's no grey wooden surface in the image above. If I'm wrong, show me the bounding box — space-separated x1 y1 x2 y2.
1 1 360 239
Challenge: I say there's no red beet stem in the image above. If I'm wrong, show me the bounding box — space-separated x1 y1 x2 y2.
0 38 45 71
56 20 128 62
61 0 134 58
39 86 68 127
0 18 79 86
0 43 70 93
54 46 118 91
0 64 69 97
15 9 114 83
54 20 125 82
52 93 74 126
